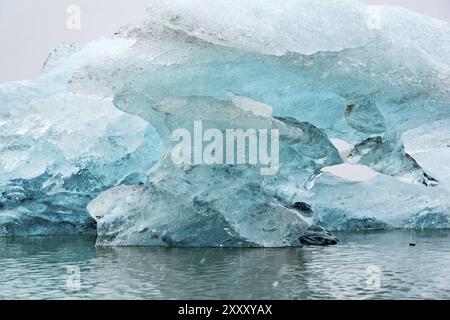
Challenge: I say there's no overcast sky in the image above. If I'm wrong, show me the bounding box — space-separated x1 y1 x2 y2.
1 0 449 83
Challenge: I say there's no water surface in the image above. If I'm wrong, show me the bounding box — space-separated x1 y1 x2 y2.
1 230 450 299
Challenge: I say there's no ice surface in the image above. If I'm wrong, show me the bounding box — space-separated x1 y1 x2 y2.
1 0 450 242
298 173 450 230
87 97 341 246
0 39 160 235
348 133 439 186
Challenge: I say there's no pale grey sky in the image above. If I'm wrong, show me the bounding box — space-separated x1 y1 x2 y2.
0 0 449 83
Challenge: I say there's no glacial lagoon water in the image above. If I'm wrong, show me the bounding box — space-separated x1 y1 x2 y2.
1 230 450 300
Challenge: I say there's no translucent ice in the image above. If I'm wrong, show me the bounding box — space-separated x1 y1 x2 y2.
87 97 341 246
298 173 450 230
1 0 450 242
0 39 161 235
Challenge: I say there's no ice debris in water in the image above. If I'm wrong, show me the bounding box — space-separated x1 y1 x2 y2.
1 0 450 243
299 225 340 246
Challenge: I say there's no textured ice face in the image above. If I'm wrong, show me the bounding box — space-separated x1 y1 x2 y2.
1 0 450 241
88 97 341 246
299 173 450 230
0 39 161 236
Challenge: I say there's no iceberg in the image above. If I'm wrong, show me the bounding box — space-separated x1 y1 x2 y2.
87 96 341 246
1 0 450 244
